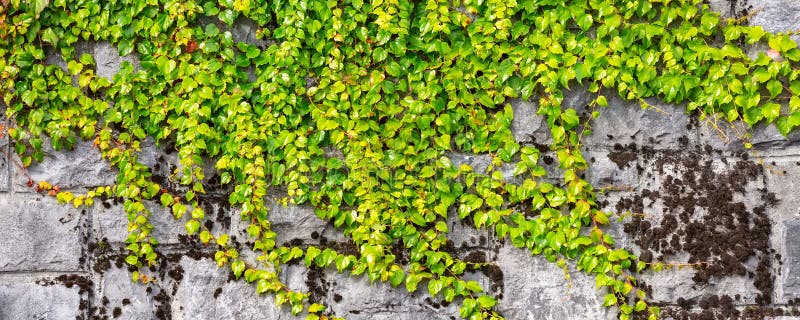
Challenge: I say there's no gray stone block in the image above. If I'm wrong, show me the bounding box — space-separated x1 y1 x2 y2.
230 17 271 48
0 130 9 192
585 95 696 150
13 138 116 192
584 149 640 188
325 271 459 320
641 267 760 305
0 282 82 320
230 200 345 247
509 98 550 144
94 200 185 245
706 0 750 19
750 0 800 35
96 267 154 320
782 219 800 300
446 211 494 249
0 194 85 271
448 151 493 175
94 41 139 81
494 244 611 320
763 158 800 220
172 257 292 320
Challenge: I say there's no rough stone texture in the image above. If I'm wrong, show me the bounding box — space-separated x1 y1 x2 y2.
782 220 800 301
0 282 82 320
584 96 696 150
96 267 153 320
94 200 187 245
93 41 139 80
707 0 751 19
749 0 800 35
495 244 610 320
171 257 294 320
0 194 85 272
325 271 460 320
0 126 9 192
13 138 117 192
5 2 800 320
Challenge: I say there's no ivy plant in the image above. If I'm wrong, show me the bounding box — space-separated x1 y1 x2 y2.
1 0 799 319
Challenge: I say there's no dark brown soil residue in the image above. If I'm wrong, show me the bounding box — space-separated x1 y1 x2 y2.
614 143 779 319
305 266 329 305
608 143 637 169
154 289 172 320
54 274 94 294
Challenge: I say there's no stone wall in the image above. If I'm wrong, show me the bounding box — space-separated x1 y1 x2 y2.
2 1 800 319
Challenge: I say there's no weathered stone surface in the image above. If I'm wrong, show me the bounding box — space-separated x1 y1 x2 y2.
706 0 750 19
13 138 116 192
509 98 549 144
94 200 186 244
229 200 346 247
0 282 82 320
585 95 696 150
93 41 139 80
0 194 85 271
446 211 494 250
495 244 611 320
641 267 760 305
96 267 153 320
781 219 800 301
749 0 800 35
0 129 9 192
584 149 640 188
448 151 493 175
171 257 292 320
325 271 459 320
763 158 800 221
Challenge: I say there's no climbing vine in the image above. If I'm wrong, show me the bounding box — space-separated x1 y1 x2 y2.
2 0 800 319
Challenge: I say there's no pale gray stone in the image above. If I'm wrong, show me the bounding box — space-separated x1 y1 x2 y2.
0 127 9 192
230 17 271 48
325 271 459 320
509 98 549 144
12 137 116 192
446 211 494 249
763 157 800 221
0 282 82 320
96 267 153 320
171 257 293 320
706 0 750 19
94 200 185 245
447 151 492 175
494 244 612 320
0 194 85 271
781 219 800 301
584 149 640 188
94 41 139 80
750 0 800 35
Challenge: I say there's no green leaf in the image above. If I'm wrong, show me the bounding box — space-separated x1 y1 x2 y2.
389 268 405 287
769 34 798 52
766 80 783 98
31 0 49 18
428 278 444 296
762 103 781 123
603 293 618 307
231 260 245 279
185 220 201 235
118 39 134 56
476 295 497 308
596 95 608 107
